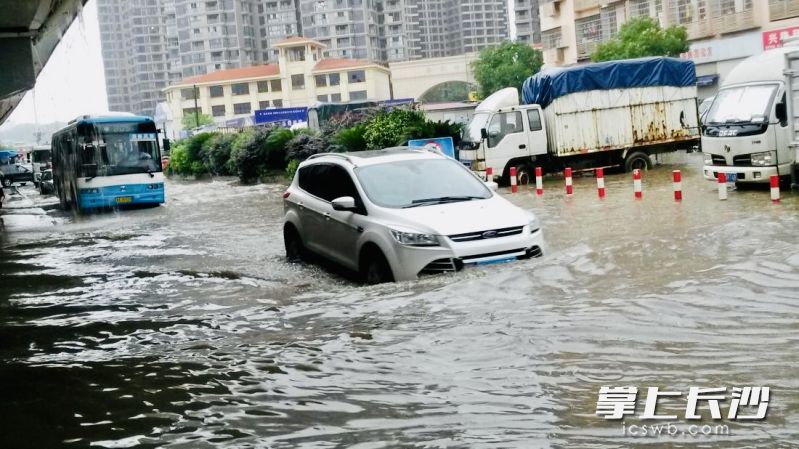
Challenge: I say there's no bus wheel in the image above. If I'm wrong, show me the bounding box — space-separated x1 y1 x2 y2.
624 151 651 172
70 183 81 214
1 177 11 187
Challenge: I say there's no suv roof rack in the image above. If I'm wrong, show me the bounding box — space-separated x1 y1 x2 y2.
307 153 354 163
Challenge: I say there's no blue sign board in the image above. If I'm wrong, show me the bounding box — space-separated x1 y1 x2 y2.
407 137 455 159
254 107 309 127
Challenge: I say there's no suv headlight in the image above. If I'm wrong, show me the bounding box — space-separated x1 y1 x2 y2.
390 229 440 247
703 153 713 165
526 212 541 233
751 151 776 167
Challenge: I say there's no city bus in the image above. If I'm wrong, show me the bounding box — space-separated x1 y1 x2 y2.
51 114 165 211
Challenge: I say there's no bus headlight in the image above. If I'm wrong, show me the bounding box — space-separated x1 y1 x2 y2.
147 183 164 190
751 151 776 167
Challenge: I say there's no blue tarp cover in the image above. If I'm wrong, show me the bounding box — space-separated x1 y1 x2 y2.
521 57 696 108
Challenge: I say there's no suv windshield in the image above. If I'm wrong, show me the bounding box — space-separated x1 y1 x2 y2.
704 84 777 125
355 158 491 208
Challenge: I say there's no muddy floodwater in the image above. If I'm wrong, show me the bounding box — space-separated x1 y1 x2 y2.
1 153 798 448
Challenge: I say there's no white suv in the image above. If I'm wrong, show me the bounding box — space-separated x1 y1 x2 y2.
283 148 544 284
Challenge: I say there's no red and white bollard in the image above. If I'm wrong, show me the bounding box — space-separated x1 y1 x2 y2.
485 167 493 183
510 166 518 193
718 172 727 200
633 169 642 199
673 170 682 201
535 166 543 196
770 175 780 203
596 167 605 198
565 167 573 196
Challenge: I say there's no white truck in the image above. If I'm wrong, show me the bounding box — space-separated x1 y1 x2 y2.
701 45 799 185
459 57 701 184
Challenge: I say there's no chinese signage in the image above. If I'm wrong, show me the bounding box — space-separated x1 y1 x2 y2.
407 137 455 159
254 107 309 127
681 32 761 64
596 386 770 421
129 133 157 142
763 25 799 50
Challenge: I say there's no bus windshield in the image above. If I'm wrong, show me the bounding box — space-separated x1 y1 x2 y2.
79 122 161 177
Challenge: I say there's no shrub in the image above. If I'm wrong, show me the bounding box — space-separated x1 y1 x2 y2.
363 108 426 149
230 128 272 183
264 128 295 170
285 159 300 180
333 123 368 152
166 142 190 176
201 133 236 176
285 133 330 161
185 132 215 168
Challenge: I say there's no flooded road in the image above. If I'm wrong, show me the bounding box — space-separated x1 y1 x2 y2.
2 152 799 448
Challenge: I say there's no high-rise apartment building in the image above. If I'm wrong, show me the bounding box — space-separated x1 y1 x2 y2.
98 0 510 115
514 0 541 44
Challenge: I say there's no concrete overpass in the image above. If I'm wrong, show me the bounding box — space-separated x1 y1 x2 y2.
0 0 88 124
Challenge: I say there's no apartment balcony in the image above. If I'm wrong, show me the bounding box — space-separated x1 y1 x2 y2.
574 0 601 12
676 8 756 40
770 0 799 21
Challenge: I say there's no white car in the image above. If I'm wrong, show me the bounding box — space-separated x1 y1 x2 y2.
282 148 545 284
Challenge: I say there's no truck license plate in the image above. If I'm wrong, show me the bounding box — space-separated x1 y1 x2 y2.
116 196 133 204
725 173 737 182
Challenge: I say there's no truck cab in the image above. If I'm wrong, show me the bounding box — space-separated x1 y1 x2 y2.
460 88 547 184
701 47 795 184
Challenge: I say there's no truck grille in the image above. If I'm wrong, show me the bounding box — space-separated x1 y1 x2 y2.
733 155 751 166
449 226 525 243
711 155 727 165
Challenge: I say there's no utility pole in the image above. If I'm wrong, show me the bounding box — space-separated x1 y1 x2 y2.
193 84 200 128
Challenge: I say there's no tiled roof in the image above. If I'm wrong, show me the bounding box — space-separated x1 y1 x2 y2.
179 64 280 85
313 58 375 71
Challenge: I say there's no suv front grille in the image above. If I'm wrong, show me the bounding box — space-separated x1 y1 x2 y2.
448 226 525 243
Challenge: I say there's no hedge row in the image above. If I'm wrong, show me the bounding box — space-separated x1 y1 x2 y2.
166 108 464 183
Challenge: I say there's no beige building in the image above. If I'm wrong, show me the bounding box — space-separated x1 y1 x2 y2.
540 0 799 64
164 37 391 132
389 53 479 101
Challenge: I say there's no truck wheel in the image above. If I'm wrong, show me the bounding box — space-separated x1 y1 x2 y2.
624 151 651 172
515 164 532 185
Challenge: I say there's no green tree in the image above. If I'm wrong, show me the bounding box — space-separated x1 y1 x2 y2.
181 112 213 130
592 17 689 62
471 41 543 99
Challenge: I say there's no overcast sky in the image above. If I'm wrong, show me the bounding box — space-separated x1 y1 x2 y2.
2 0 516 128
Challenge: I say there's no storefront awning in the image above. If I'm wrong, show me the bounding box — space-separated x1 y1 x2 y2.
696 74 719 87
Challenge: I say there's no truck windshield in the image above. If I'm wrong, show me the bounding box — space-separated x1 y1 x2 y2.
704 84 777 125
463 112 490 143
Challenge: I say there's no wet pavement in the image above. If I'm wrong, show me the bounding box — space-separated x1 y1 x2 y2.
1 152 798 448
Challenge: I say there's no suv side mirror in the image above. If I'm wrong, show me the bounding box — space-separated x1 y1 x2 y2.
332 196 357 211
776 102 787 125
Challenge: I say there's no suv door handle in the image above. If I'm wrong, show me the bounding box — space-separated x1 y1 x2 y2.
519 144 527 149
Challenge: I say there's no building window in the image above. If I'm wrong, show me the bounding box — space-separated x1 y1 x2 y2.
183 107 199 117
317 94 328 102
288 47 305 62
315 74 327 87
211 105 226 116
259 100 270 109
209 85 224 97
181 87 197 100
233 102 251 114
291 74 305 90
329 73 341 86
271 79 282 92
232 83 250 95
331 93 341 102
257 81 270 93
349 90 367 101
348 70 366 83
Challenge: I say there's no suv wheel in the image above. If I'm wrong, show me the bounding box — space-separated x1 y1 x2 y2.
360 247 394 285
284 225 305 262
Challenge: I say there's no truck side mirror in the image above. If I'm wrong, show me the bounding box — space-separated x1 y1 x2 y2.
480 128 488 140
775 102 787 125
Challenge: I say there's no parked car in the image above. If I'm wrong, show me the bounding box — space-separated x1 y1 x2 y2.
0 163 34 186
283 148 545 284
39 169 54 195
